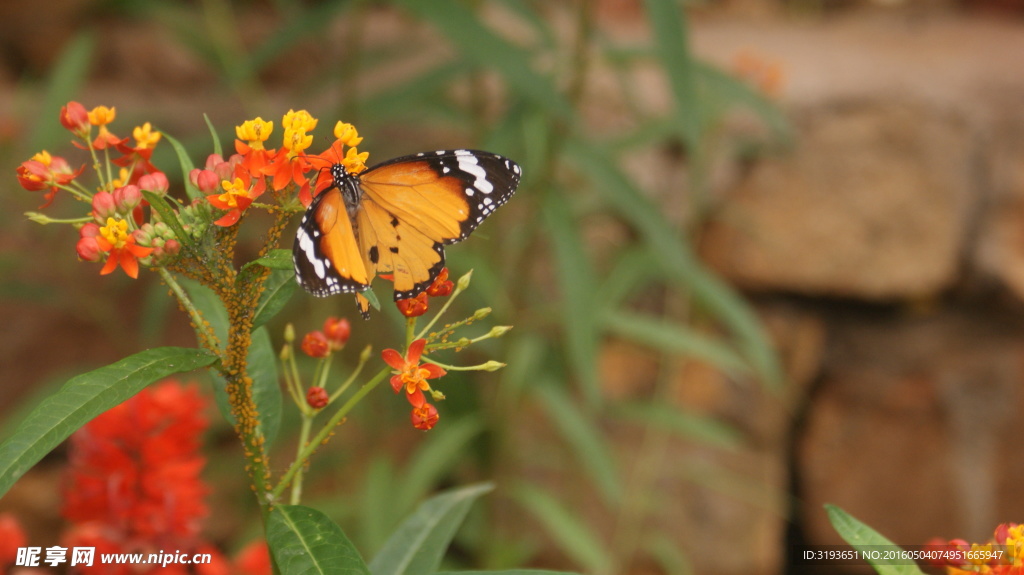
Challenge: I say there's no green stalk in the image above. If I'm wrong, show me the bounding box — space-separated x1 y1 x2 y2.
270 366 390 501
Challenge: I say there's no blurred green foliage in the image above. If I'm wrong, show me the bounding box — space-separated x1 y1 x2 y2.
5 0 791 572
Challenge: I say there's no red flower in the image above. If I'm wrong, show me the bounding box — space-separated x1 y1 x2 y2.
396 292 429 318
60 101 90 138
306 386 329 409
382 339 446 409
62 380 210 544
206 166 265 227
426 268 454 297
411 403 439 431
0 513 26 566
232 541 272 575
77 223 103 262
94 218 155 279
261 147 314 193
323 317 350 349
301 331 330 358
16 151 84 208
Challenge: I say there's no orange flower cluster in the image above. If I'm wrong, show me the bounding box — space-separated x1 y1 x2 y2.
927 523 1024 574
16 103 369 280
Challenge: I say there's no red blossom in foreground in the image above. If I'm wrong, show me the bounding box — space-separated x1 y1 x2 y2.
62 380 210 556
0 513 26 569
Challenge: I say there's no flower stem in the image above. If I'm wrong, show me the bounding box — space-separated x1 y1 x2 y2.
271 366 390 501
290 414 314 505
157 267 221 355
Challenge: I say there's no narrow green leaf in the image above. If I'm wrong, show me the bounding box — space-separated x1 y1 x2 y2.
246 0 349 76
510 483 611 574
253 268 297 330
601 309 751 377
203 113 223 159
826 505 927 575
369 483 493 575
161 132 202 201
0 347 217 498
542 190 601 408
361 288 381 313
211 327 282 447
695 62 792 144
536 385 621 507
614 402 743 451
142 190 196 251
360 457 399 553
397 416 486 513
247 249 295 271
644 0 700 149
566 142 784 391
394 0 574 121
267 504 370 575
30 31 95 152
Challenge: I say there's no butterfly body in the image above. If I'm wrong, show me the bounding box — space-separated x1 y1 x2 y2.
293 149 521 316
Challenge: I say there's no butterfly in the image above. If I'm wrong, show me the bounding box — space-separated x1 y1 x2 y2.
293 149 521 318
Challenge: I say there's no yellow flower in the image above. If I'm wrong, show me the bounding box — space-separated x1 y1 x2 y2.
30 150 53 166
342 147 369 175
283 128 313 158
333 122 363 147
88 106 116 126
109 167 131 190
282 109 317 133
236 117 273 150
218 177 249 208
132 122 162 149
99 218 130 250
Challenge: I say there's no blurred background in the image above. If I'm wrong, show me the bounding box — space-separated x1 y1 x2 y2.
2 0 1024 573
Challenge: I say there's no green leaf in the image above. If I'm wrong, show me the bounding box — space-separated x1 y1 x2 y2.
30 31 95 152
566 141 784 391
267 504 370 575
369 483 493 575
614 402 743 451
601 309 751 377
247 249 295 271
644 0 700 149
161 132 202 201
203 113 223 159
542 190 601 408
826 505 927 575
253 268 297 330
211 326 282 447
142 190 196 251
510 483 611 574
536 385 621 507
0 347 217 499
394 0 574 121
397 416 486 513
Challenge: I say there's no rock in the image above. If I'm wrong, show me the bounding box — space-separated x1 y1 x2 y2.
797 310 1024 546
701 101 975 299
